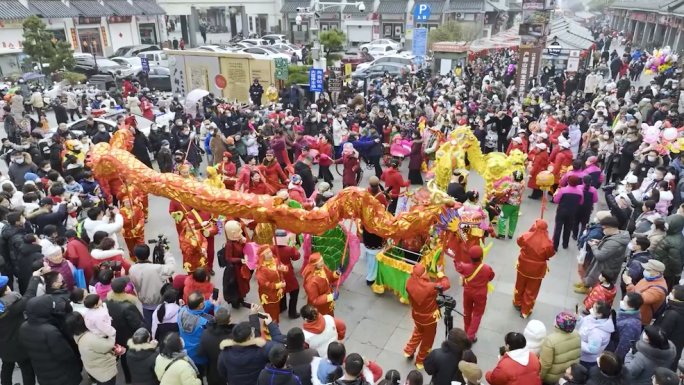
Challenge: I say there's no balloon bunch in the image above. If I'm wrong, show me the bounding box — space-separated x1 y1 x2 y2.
644 46 679 75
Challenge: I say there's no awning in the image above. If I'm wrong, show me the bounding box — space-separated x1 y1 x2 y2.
0 1 31 19
280 1 309 13
343 0 373 13
70 0 114 16
106 0 142 15
134 0 164 15
410 1 445 13
29 0 80 18
376 0 408 14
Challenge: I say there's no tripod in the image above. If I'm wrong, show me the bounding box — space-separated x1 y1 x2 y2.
442 306 466 340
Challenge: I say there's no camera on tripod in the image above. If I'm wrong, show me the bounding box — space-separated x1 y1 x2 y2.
436 286 464 339
148 234 170 264
436 289 457 311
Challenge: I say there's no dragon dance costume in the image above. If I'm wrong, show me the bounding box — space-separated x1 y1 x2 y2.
513 219 555 318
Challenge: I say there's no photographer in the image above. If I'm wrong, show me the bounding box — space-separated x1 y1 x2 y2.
129 243 176 330
402 263 450 371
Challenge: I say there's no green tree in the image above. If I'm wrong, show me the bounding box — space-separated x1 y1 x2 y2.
427 21 481 49
286 64 311 86
22 15 75 73
319 29 345 62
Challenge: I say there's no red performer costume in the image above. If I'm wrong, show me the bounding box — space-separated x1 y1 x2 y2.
302 252 340 317
219 220 251 308
236 162 257 191
216 152 237 190
455 246 495 341
255 245 287 324
527 143 549 194
551 144 574 186
193 210 219 273
403 264 450 369
169 200 194 234
272 231 301 318
119 195 145 262
260 150 288 190
513 219 555 318
179 217 208 272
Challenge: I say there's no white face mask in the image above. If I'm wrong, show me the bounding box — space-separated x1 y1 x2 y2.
668 293 675 301
627 242 634 251
603 134 610 140
615 135 622 140
13 158 23 164
98 127 106 132
648 156 657 162
589 308 596 317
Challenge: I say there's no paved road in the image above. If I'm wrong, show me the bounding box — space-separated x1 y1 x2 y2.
8 60 655 383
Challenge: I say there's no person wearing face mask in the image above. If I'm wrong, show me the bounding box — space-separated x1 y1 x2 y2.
650 215 684 290
372 109 390 143
623 259 668 325
91 124 111 145
332 114 348 155
623 325 676 385
653 285 684 370
575 300 614 370
620 235 651 295
580 217 630 294
249 78 264 108
7 150 37 190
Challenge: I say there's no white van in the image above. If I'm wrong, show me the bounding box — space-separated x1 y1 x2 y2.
136 50 169 68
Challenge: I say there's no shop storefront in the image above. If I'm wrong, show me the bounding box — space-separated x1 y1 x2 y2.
377 0 407 40
138 22 158 44
76 17 105 55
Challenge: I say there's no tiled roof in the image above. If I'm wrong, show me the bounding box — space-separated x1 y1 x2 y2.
134 0 164 14
344 0 373 13
320 0 342 12
280 0 309 12
411 1 445 13
0 0 31 19
376 0 408 14
508 1 522 10
70 0 114 16
106 0 141 15
448 0 484 11
609 0 676 11
29 0 80 17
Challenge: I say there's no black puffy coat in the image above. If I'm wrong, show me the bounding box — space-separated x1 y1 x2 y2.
0 222 27 269
19 295 83 385
105 293 145 346
131 129 152 168
197 317 259 385
424 340 469 385
16 242 43 282
257 364 301 385
0 276 39 363
654 295 684 370
217 322 285 385
126 339 160 385
586 365 630 385
286 347 318 385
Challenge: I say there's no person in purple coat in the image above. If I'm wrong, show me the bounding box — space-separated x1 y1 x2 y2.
553 176 585 251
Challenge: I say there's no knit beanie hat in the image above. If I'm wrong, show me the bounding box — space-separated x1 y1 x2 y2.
555 311 577 333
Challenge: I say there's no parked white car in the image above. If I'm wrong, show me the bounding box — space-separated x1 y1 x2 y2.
136 50 169 67
271 43 303 59
356 54 424 73
360 39 402 52
262 34 289 44
238 47 291 60
366 45 398 59
241 39 270 46
194 45 229 52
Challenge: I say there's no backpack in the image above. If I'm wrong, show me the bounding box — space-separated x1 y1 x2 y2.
648 285 669 320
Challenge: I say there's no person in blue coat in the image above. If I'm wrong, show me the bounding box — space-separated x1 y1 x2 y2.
178 290 217 370
609 292 643 360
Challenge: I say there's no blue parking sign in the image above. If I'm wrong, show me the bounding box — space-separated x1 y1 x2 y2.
309 68 324 92
413 3 431 21
140 57 149 72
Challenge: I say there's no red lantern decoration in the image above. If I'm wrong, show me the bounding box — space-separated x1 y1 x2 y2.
580 50 588 58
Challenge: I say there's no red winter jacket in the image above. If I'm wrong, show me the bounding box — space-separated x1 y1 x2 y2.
381 168 409 198
486 350 541 385
66 237 94 284
552 149 573 184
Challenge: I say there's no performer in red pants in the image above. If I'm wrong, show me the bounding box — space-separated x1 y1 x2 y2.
455 245 495 342
403 264 450 370
513 219 555 318
255 244 286 325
